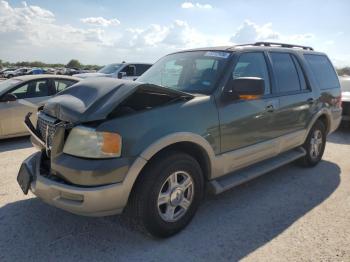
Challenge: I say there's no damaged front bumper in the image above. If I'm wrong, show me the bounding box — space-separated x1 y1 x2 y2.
18 113 147 217
18 150 147 217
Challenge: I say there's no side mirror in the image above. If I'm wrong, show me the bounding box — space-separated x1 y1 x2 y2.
117 72 126 79
224 77 265 100
1 93 17 102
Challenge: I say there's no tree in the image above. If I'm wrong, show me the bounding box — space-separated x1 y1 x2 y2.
0 59 3 69
66 59 81 69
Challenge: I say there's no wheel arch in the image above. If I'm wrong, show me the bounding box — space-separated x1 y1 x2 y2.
139 132 216 181
306 109 332 138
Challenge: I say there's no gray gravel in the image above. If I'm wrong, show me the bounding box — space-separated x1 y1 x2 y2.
1 127 350 262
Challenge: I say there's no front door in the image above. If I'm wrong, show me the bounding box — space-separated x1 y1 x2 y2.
0 79 53 137
218 52 278 153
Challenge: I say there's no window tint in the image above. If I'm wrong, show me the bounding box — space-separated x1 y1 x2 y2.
54 79 76 93
10 80 51 99
120 65 136 76
291 56 308 90
232 52 271 94
135 64 152 76
304 54 339 90
270 53 301 93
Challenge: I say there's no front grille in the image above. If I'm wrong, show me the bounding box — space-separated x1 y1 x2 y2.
37 113 59 148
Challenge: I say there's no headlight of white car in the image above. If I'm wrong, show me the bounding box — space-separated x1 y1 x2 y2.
63 126 122 158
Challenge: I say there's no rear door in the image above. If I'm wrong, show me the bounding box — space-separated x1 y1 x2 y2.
268 52 315 138
0 79 54 136
52 78 78 94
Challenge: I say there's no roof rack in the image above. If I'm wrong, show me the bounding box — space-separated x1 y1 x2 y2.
234 42 314 51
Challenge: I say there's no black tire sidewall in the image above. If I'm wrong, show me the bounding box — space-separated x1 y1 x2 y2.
141 153 204 237
304 121 326 166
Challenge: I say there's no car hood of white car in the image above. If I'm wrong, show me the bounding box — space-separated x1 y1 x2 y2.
73 72 112 79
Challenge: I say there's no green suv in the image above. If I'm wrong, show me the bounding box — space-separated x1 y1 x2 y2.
18 42 342 237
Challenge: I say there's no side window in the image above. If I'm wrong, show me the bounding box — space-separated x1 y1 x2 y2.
10 80 50 99
54 79 76 93
304 54 339 90
121 65 136 76
135 64 152 76
10 84 28 99
232 52 271 95
291 56 308 90
270 53 301 93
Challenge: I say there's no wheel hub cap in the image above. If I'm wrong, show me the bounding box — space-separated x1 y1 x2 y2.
157 171 194 222
170 188 184 206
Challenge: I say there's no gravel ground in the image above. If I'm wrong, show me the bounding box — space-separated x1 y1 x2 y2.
0 126 350 262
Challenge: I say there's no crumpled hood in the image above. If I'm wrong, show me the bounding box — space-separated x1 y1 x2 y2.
73 72 111 79
43 77 193 124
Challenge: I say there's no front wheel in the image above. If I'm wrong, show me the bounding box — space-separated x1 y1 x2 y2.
299 120 326 167
126 152 204 238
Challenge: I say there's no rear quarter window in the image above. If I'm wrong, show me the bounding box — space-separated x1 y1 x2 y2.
304 54 339 90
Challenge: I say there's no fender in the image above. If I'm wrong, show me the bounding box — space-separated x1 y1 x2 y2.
304 108 332 142
140 132 217 176
118 132 217 208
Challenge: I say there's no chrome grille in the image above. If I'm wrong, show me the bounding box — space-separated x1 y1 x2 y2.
37 113 59 148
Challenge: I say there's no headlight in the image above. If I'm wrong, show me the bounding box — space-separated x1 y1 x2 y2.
63 126 122 158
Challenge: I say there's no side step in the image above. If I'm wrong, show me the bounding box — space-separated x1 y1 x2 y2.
208 147 306 194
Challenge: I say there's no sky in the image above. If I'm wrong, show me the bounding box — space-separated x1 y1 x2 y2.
0 0 349 67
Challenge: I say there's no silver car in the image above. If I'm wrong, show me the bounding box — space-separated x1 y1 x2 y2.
0 75 79 139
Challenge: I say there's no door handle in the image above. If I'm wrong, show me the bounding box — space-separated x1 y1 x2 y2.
307 98 315 104
265 104 275 112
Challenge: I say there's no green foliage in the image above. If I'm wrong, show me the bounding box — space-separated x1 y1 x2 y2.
66 59 81 69
0 58 102 71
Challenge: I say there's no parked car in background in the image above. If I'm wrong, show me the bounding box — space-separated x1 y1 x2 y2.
18 42 341 238
0 75 79 139
0 68 16 78
4 68 31 78
340 76 350 122
26 68 44 75
74 62 152 80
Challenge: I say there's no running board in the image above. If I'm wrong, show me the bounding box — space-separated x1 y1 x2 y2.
208 147 306 195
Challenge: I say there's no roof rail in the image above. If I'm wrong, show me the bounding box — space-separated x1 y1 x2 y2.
253 42 314 51
233 42 314 51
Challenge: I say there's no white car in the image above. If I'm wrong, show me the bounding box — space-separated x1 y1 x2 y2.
4 68 31 78
340 76 350 122
74 63 152 81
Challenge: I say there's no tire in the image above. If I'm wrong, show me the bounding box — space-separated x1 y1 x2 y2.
7 74 13 78
299 120 326 167
125 151 204 238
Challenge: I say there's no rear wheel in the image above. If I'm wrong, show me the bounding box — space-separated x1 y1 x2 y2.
126 151 204 238
299 120 326 167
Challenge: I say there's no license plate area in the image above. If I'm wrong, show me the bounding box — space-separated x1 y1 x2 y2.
17 163 33 194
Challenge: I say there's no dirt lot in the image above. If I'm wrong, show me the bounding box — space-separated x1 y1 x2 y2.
0 127 350 262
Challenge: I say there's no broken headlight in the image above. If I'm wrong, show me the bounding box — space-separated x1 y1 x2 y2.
63 126 122 159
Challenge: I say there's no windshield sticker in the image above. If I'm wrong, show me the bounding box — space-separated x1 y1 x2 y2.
204 51 230 59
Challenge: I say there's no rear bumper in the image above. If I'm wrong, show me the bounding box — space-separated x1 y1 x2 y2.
19 151 147 217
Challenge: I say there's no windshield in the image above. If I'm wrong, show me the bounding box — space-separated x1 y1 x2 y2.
137 51 231 94
98 64 122 74
0 79 22 94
